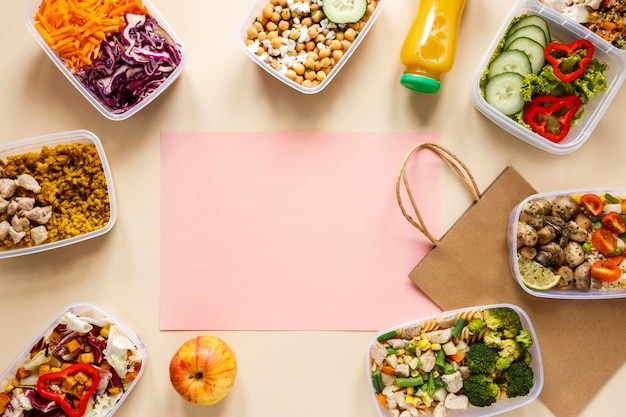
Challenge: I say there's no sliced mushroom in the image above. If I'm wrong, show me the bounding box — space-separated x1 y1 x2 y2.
517 222 538 247
538 242 565 268
519 246 537 260
555 265 574 290
574 261 592 292
552 195 579 221
567 220 589 243
537 225 557 245
563 241 585 268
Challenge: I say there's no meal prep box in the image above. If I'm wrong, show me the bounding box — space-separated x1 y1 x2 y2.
239 0 388 94
366 304 543 417
470 0 626 154
0 302 146 417
0 130 116 259
24 0 187 120
509 188 626 299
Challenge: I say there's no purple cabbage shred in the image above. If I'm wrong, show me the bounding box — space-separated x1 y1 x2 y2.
76 13 183 114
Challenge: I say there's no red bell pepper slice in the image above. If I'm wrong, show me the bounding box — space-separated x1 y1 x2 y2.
602 212 626 235
544 39 594 82
37 363 100 417
523 95 582 142
581 193 604 216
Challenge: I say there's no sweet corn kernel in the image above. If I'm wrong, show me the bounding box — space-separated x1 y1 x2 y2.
406 386 415 395
4 384 14 394
11 379 19 388
418 340 430 351
100 327 109 338
430 343 442 351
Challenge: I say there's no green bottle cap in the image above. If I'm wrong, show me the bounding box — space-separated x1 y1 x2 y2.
400 73 441 94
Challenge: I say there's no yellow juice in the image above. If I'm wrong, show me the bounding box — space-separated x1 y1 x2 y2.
399 0 467 93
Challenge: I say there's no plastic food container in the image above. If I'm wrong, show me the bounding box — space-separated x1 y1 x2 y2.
239 0 388 94
24 0 187 121
470 0 626 154
366 304 543 417
0 130 116 259
509 188 626 299
0 302 146 417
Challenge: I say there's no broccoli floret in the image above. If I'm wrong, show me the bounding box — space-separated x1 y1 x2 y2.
515 329 533 349
499 361 534 398
483 329 503 348
483 307 522 338
466 342 498 374
462 373 500 407
495 356 513 372
519 349 532 365
467 319 486 336
498 339 522 362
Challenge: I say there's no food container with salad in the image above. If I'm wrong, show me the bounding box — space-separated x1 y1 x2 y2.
366 304 543 417
239 0 388 94
470 0 626 154
509 188 626 299
24 0 187 121
0 302 146 417
0 130 116 259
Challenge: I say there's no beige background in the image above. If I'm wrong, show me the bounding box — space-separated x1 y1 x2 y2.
1 0 625 416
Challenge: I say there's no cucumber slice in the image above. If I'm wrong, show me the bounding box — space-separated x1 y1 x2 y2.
484 72 525 116
505 37 546 74
508 15 551 44
488 50 532 79
322 0 368 24
504 25 548 49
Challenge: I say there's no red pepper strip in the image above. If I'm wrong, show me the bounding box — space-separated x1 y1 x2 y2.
523 95 582 143
544 39 594 82
37 363 100 417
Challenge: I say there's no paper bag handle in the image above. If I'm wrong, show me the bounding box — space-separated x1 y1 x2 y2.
396 142 481 246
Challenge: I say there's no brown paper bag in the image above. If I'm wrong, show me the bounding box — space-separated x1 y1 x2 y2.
396 143 626 417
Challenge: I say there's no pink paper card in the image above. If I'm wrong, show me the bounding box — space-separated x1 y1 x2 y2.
160 132 441 330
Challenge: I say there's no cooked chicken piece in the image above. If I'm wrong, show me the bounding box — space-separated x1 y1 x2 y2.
24 206 52 224
8 226 25 244
16 174 41 193
15 196 35 211
433 402 448 417
420 349 436 372
381 372 396 387
563 4 590 22
441 371 463 393
370 341 388 367
0 197 8 214
444 393 469 410
6 200 19 216
387 338 408 349
11 214 30 233
0 220 9 240
458 366 470 379
30 225 48 245
394 363 410 378
0 178 16 199
424 328 452 344
402 323 422 340
435 314 457 329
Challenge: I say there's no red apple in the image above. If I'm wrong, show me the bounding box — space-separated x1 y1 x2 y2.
169 335 237 405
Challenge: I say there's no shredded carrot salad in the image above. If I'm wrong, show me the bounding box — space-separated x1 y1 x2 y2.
34 0 148 71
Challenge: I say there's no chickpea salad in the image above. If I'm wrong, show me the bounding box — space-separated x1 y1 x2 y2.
243 0 383 91
0 304 145 417
368 306 538 416
515 191 626 294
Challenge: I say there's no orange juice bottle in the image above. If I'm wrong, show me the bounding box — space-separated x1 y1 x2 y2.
399 0 467 93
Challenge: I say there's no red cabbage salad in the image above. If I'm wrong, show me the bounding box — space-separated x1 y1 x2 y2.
34 0 183 115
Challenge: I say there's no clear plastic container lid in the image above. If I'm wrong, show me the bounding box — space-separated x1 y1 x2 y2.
24 0 187 121
0 130 116 259
470 0 626 154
